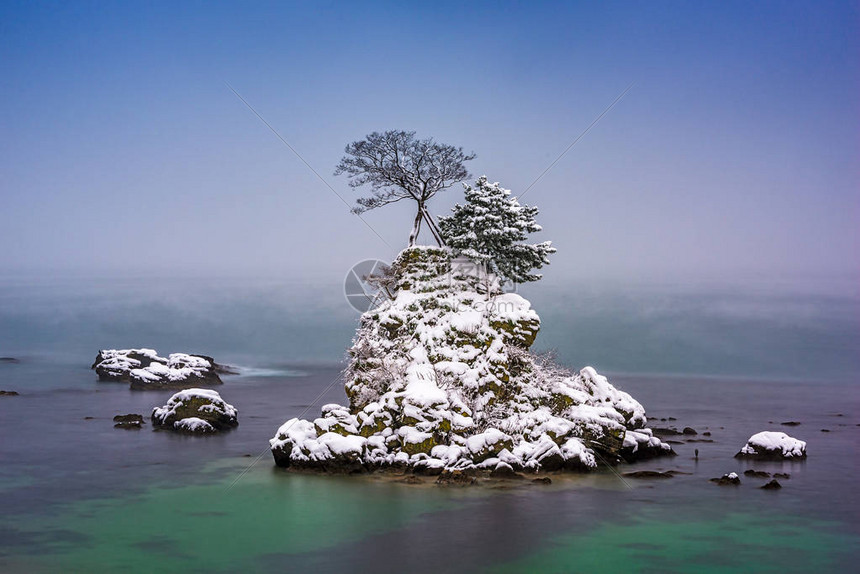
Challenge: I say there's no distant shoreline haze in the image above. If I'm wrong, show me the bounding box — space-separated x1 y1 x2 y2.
1 273 856 383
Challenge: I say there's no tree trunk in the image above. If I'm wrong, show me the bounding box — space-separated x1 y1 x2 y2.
408 206 423 247
420 206 444 247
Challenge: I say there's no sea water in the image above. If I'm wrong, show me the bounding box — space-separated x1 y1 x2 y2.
1 275 857 572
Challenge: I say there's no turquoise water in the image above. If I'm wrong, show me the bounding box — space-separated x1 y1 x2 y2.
8 463 856 573
1 277 858 572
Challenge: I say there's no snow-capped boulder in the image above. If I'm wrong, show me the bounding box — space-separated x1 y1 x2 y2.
735 431 807 460
620 428 676 463
92 349 226 389
270 246 673 475
152 388 238 433
711 472 741 486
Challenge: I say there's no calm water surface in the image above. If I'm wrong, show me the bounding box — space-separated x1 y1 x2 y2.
1 279 858 572
1 359 857 573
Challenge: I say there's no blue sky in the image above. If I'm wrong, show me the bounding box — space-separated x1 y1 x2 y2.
1 1 857 291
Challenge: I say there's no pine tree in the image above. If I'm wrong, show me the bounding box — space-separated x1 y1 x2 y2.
439 176 556 285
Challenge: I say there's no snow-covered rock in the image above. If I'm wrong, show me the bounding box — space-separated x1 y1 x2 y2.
735 431 807 460
152 388 238 433
711 472 741 485
620 428 675 462
92 349 226 389
270 246 673 475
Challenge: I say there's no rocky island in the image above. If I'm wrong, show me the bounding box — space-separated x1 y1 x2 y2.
270 247 674 476
92 349 229 390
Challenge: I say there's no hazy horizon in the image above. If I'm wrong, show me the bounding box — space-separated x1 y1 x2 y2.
1 1 857 291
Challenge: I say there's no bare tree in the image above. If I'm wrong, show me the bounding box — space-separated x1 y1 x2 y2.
334 130 475 246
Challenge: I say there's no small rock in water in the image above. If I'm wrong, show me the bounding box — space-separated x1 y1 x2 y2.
0 390 19 396
114 413 145 429
532 477 552 485
703 431 711 436
652 427 683 436
83 416 95 420
820 429 831 433
773 472 791 479
781 421 802 427
623 470 675 479
743 469 770 478
398 475 423 484
114 414 144 424
490 462 523 480
735 431 807 460
436 470 477 486
151 389 238 434
682 427 697 435
761 479 782 490
710 472 741 486
0 357 19 363
668 417 677 421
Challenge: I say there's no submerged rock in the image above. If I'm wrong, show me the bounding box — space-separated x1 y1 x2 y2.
710 472 741 486
651 427 684 436
436 469 478 486
743 469 771 478
92 349 226 389
489 462 524 480
270 247 673 476
152 389 238 433
0 357 20 364
622 470 675 479
735 431 806 460
761 479 782 490
114 413 144 429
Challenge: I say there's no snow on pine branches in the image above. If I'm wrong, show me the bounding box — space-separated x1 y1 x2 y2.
439 176 556 286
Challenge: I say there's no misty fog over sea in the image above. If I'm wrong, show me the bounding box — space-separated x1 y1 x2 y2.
2 272 857 385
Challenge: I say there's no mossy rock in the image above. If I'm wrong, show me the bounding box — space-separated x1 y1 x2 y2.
314 421 352 437
400 434 436 456
548 392 575 413
490 318 540 349
358 415 389 437
151 390 238 432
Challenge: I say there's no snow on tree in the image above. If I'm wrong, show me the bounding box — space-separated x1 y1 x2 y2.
334 130 475 247
439 176 556 285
